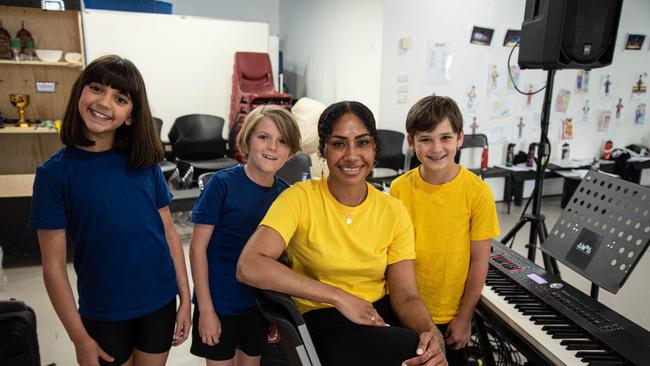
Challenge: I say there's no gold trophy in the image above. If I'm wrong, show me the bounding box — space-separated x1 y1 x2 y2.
9 94 30 127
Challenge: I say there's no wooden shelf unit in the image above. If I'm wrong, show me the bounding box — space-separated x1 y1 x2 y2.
0 5 85 121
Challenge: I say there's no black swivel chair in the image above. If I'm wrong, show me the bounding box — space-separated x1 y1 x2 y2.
255 258 321 366
168 114 238 186
277 153 312 184
153 117 177 180
367 129 406 187
455 133 489 165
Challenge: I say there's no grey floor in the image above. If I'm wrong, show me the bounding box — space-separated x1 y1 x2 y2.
3 196 649 365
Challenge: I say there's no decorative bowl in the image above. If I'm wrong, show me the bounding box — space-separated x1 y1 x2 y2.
35 49 62 62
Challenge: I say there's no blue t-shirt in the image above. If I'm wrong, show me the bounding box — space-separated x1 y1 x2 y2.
191 165 289 315
28 147 177 321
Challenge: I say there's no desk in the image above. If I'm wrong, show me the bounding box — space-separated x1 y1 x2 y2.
0 126 62 174
599 158 650 184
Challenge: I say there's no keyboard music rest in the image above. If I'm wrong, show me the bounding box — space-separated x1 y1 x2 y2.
476 240 650 366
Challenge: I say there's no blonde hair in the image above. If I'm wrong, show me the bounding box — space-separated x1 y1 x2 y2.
236 105 302 157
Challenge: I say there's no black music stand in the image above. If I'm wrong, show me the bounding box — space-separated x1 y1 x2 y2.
500 70 560 277
542 171 650 299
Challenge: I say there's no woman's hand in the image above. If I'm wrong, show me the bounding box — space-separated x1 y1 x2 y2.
73 336 114 366
198 309 222 346
445 316 471 350
334 290 387 327
401 326 448 366
172 300 191 346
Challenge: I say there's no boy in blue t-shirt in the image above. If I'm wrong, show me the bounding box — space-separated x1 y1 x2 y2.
189 105 301 365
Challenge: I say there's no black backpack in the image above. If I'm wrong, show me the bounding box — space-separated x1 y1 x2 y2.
0 299 40 366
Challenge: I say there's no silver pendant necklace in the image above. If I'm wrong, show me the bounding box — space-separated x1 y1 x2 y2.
342 186 367 225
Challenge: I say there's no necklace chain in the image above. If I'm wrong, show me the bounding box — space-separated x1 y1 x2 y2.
341 186 367 225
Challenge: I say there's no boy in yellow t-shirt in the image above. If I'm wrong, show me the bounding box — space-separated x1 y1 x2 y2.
390 95 500 366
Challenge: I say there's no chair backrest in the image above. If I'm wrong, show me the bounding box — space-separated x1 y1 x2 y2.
168 114 228 160
376 129 406 172
234 52 276 93
277 153 312 184
456 133 488 164
255 256 321 366
153 117 163 142
197 172 214 191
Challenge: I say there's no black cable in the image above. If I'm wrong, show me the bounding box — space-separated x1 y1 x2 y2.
507 42 547 95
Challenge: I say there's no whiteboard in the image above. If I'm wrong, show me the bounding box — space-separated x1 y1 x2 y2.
82 10 269 139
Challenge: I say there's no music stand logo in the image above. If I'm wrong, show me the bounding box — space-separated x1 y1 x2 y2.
566 228 602 269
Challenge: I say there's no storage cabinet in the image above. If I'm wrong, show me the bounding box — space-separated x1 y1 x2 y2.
0 5 84 121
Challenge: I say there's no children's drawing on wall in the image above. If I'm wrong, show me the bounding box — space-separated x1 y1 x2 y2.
515 116 526 139
487 124 510 145
522 83 539 111
631 72 647 100
561 117 573 140
581 99 591 123
597 110 611 132
613 98 625 122
634 103 646 125
468 116 480 134
489 95 511 118
487 64 501 92
600 74 613 99
463 84 479 112
575 70 590 94
554 89 571 113
507 64 521 91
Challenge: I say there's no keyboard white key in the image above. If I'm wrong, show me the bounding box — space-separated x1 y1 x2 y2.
481 286 588 365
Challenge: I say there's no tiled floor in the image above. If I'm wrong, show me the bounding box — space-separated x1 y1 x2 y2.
2 197 649 365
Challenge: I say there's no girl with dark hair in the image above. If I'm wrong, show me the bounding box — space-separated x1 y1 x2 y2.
29 55 191 366
237 101 448 366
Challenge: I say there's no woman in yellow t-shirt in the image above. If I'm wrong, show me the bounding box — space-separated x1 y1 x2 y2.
237 101 447 366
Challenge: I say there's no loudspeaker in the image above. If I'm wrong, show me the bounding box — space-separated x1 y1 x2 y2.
518 0 623 70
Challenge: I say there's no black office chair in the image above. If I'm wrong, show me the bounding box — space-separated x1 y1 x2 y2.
168 114 238 185
197 172 214 191
455 133 488 165
255 257 321 366
153 117 177 180
367 129 405 187
277 153 312 184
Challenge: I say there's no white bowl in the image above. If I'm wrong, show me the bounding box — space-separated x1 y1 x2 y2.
64 52 82 63
35 49 62 62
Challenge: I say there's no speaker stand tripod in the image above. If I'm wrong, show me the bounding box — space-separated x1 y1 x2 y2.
501 69 560 276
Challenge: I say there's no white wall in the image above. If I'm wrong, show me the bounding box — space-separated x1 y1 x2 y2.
168 0 280 34
278 0 384 119
379 0 650 166
83 10 269 138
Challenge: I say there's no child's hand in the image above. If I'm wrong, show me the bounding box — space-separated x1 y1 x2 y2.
198 309 222 346
444 316 472 350
73 335 114 366
172 300 192 346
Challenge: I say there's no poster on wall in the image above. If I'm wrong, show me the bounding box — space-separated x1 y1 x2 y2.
581 99 592 123
634 103 646 125
597 110 612 132
575 70 590 94
463 84 480 112
631 72 647 100
425 41 453 86
487 64 503 93
507 64 521 91
600 74 613 99
522 82 540 111
503 29 521 47
554 89 571 113
489 95 511 118
613 97 625 122
470 26 494 46
561 117 574 140
624 34 646 50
